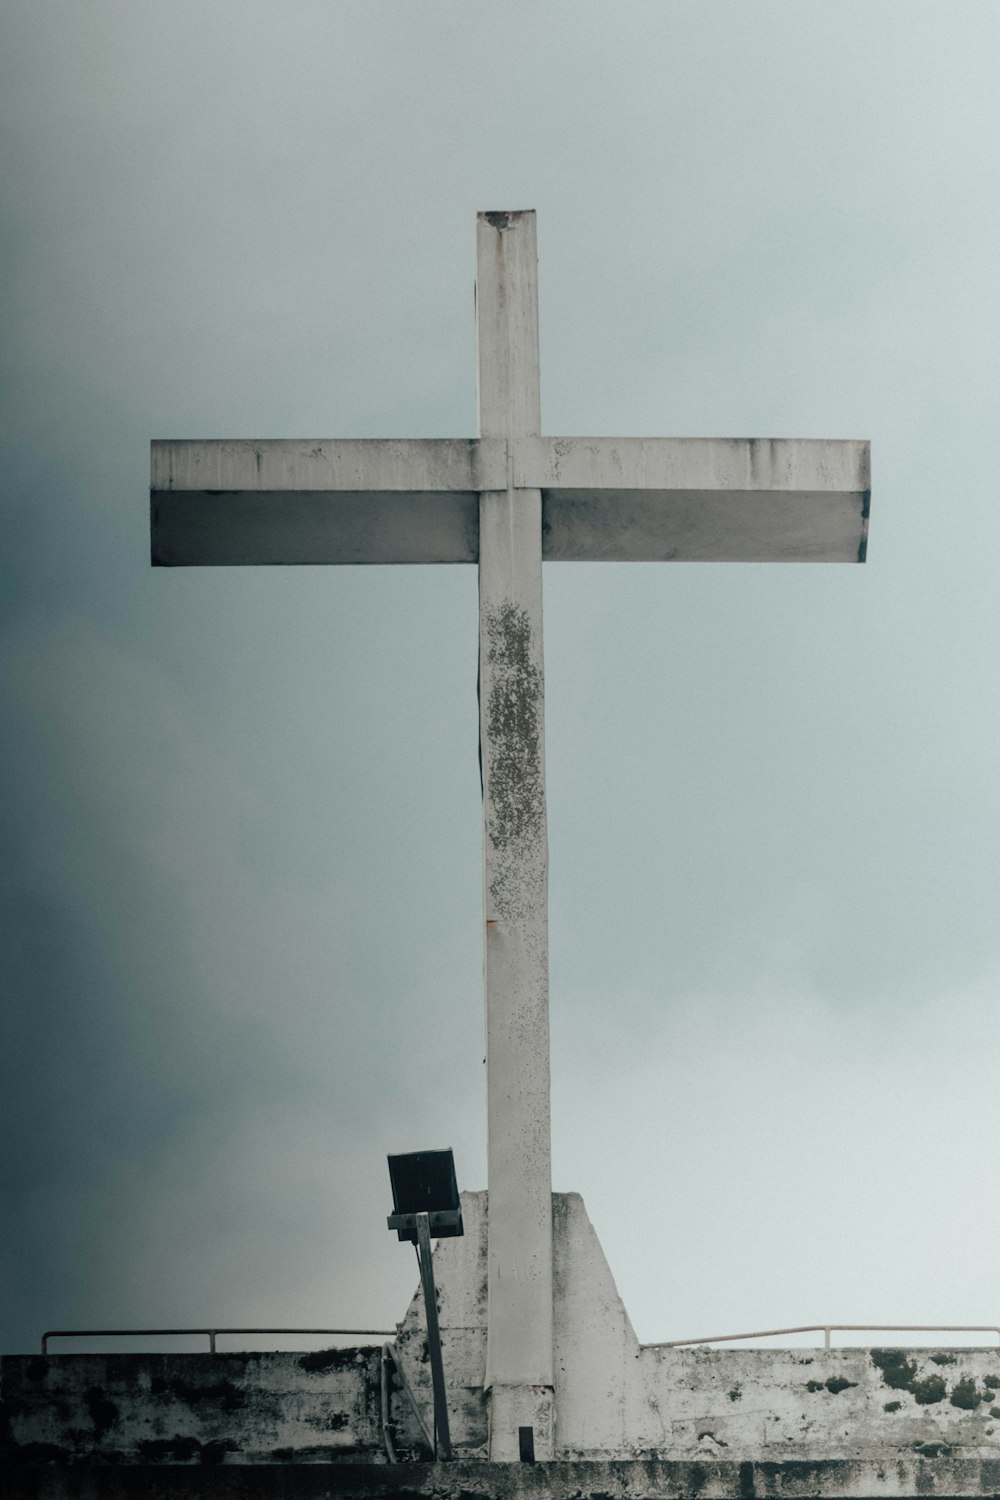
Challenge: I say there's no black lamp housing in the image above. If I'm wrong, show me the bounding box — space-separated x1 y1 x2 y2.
386 1149 463 1243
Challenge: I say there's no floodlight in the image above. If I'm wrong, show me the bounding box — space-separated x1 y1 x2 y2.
386 1148 462 1460
386 1149 463 1243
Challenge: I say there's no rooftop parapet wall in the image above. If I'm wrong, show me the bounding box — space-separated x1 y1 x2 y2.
6 1345 1000 1470
629 1347 1000 1464
0 1348 384 1467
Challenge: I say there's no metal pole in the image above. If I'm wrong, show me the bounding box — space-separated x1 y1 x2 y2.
415 1212 452 1461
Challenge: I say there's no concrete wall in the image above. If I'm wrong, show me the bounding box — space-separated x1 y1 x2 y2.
632 1346 1000 1463
0 1348 383 1466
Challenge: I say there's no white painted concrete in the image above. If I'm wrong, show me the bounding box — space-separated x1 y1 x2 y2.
151 437 507 494
152 432 867 502
391 1192 1000 1465
150 438 505 565
522 434 869 493
532 435 869 564
475 209 554 1461
152 433 869 565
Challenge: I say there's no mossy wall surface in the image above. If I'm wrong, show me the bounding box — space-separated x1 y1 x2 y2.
5 1344 1000 1470
0 1348 383 1467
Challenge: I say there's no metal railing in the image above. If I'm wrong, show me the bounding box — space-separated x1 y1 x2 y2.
40 1327 395 1355
647 1323 1000 1350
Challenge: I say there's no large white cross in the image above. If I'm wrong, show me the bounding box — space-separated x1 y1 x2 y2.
151 210 869 1461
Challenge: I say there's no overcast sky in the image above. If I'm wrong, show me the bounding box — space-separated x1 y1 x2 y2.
3 2 999 1358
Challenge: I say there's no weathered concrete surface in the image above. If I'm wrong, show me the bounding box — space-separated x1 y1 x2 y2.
393 1193 1000 1464
7 1459 1000 1498
151 433 869 567
0 1347 383 1467
475 208 554 1461
633 1347 1000 1463
150 438 506 566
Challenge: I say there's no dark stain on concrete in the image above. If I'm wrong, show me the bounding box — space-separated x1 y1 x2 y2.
823 1378 858 1395
200 1439 239 1466
132 1434 239 1465
4 1440 72 1463
872 1349 919 1390
929 1353 956 1365
871 1350 947 1405
108 1354 166 1388
738 1459 756 1498
990 1406 1000 1419
884 1400 903 1412
83 1388 118 1441
756 1460 868 1491
949 1376 981 1409
484 599 544 917
915 1462 938 1496
149 1376 245 1412
728 1386 742 1402
985 1374 1000 1388
136 1435 203 1463
298 1348 354 1374
687 1461 707 1494
913 1441 952 1458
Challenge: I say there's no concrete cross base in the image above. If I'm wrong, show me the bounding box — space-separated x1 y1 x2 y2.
391 1193 1000 1465
487 1382 555 1462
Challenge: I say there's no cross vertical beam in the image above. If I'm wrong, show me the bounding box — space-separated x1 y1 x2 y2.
476 211 554 1460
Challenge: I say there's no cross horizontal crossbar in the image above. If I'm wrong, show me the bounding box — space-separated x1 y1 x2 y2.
151 436 869 565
